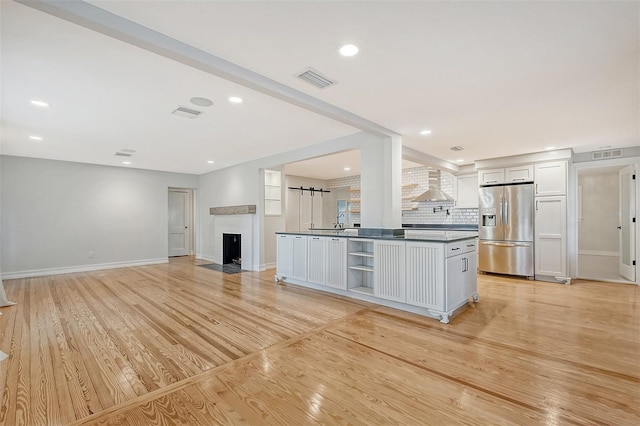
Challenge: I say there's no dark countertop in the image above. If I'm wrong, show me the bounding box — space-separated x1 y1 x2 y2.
276 230 477 243
402 224 478 231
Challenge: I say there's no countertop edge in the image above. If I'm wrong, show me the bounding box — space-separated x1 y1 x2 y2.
275 231 478 243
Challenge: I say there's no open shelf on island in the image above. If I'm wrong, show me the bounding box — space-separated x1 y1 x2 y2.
349 251 374 258
349 286 374 296
347 238 374 294
349 265 374 272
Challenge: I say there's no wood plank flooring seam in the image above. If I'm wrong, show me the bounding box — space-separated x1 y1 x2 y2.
323 329 587 426
66 306 374 426
371 309 640 383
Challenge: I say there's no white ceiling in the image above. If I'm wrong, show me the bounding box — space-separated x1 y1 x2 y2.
1 1 638 178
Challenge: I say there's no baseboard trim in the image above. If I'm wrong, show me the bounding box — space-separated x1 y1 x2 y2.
2 258 169 280
195 254 216 263
578 250 619 257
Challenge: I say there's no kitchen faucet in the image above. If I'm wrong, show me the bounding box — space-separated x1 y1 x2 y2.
335 213 345 228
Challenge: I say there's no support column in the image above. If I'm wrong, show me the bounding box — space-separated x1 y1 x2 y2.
360 135 403 228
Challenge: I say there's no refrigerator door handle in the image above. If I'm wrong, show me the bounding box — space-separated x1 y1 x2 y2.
504 200 508 226
480 241 531 248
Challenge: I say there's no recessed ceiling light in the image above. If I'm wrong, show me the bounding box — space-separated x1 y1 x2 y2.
420 129 432 135
339 44 359 57
229 96 243 104
544 146 556 151
122 161 132 165
30 100 49 108
456 159 464 163
190 97 213 107
29 135 43 141
344 167 351 171
207 160 215 164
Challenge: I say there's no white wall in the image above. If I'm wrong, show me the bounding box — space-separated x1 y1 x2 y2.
1 156 198 277
197 131 384 270
578 172 619 254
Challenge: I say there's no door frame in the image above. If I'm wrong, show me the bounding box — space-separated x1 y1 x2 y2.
570 157 639 284
168 187 196 257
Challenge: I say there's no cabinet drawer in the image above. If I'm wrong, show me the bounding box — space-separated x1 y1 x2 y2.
447 239 476 257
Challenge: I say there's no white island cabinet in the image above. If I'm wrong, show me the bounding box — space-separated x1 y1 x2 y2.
275 231 478 323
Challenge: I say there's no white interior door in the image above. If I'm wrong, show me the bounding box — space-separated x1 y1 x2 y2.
168 190 190 257
619 165 636 281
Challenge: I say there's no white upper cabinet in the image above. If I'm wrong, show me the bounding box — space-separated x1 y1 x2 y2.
505 165 534 183
454 174 479 208
479 168 505 185
479 166 535 185
534 161 567 196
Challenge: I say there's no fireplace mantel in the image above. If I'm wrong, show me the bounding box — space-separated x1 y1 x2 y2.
209 205 256 215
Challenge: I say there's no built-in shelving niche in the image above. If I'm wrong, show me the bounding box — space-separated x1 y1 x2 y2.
347 239 374 295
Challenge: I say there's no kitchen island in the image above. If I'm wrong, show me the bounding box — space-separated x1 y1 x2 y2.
276 230 478 323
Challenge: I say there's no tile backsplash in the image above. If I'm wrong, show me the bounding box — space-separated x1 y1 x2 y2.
327 166 478 226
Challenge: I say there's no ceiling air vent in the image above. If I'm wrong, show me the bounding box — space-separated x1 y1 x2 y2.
172 106 202 119
450 146 465 152
592 149 622 160
114 152 133 157
296 68 335 89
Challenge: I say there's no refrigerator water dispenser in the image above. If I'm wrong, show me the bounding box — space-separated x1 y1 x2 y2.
482 215 496 227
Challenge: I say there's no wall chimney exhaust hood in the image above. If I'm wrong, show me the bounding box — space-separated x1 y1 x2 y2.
412 170 454 202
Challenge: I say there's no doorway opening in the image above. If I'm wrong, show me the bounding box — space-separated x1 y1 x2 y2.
576 164 636 283
223 233 241 266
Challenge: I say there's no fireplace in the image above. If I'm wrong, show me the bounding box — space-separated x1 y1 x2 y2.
222 233 241 265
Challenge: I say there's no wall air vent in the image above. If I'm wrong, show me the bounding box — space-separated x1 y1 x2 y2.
296 68 335 89
172 106 202 119
114 152 133 157
592 149 622 160
450 146 465 152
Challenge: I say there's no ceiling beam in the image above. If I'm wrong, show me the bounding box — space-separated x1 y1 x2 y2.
402 146 459 173
17 0 400 138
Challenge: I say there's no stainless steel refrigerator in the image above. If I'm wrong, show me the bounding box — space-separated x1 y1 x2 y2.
478 183 534 277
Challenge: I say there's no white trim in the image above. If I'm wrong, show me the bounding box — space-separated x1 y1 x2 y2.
1 258 168 280
259 262 276 272
196 254 216 263
475 149 572 170
578 250 619 257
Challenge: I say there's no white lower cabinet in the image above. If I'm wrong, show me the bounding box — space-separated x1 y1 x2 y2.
405 242 445 310
446 252 478 312
291 235 308 281
276 234 308 281
276 234 292 278
406 241 478 323
325 237 347 290
374 240 405 303
535 196 567 277
307 236 325 285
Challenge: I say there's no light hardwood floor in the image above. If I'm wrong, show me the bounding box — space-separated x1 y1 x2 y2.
0 256 638 425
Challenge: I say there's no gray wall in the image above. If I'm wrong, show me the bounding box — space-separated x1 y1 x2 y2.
1 156 198 276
